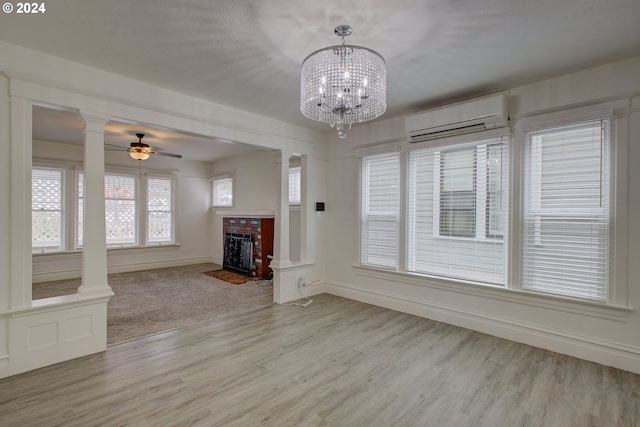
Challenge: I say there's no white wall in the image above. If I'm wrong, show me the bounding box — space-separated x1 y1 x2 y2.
32 139 214 282
324 55 640 374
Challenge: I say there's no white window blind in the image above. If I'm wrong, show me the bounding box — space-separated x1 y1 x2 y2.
407 137 508 284
32 168 64 253
289 166 301 205
212 177 233 207
147 177 174 244
361 152 400 269
523 119 611 301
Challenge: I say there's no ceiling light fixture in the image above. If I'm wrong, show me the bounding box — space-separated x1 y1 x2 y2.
129 150 150 161
300 25 386 140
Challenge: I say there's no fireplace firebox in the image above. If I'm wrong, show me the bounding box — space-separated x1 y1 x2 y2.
223 233 253 275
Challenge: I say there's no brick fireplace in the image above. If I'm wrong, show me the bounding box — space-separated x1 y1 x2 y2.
222 217 274 278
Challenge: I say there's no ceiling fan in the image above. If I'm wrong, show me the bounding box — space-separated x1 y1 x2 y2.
108 133 183 160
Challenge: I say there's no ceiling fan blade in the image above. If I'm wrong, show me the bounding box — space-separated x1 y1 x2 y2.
150 151 183 158
104 143 128 150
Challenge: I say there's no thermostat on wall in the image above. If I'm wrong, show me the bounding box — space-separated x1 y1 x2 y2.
315 202 325 212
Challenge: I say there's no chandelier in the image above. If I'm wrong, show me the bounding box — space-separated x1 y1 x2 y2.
300 25 386 140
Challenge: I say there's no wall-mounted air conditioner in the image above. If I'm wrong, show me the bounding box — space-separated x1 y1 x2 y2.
406 92 508 143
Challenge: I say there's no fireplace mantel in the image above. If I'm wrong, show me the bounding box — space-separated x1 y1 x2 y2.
214 210 274 218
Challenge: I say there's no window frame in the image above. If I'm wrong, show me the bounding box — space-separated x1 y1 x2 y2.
359 151 401 270
288 165 302 206
31 165 66 254
518 114 615 303
406 135 509 285
144 173 177 246
211 174 234 208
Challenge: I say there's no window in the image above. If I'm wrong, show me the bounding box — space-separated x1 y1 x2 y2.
32 168 64 253
147 177 174 244
359 105 620 306
439 148 476 237
522 119 611 302
407 137 508 284
289 166 301 205
212 176 233 207
33 166 177 253
360 152 400 269
78 172 137 248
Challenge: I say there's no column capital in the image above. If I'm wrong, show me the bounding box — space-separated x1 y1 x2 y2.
272 149 295 164
77 110 110 132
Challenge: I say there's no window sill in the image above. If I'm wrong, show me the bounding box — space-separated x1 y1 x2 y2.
32 244 182 259
353 265 632 322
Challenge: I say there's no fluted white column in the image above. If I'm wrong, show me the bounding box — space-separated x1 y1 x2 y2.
77 111 112 297
270 150 293 268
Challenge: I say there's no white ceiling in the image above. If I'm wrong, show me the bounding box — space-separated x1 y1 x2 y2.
31 106 265 162
2 0 640 160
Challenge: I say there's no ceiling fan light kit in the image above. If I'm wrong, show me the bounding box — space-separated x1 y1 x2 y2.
300 25 387 140
125 133 182 161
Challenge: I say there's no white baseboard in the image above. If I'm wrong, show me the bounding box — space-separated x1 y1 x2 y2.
32 257 216 283
325 281 640 375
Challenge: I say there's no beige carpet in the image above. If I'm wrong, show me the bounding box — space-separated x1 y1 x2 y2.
32 263 273 345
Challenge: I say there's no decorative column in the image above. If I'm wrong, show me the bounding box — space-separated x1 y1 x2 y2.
299 154 309 263
0 74 15 312
77 111 112 298
9 94 32 308
270 150 293 268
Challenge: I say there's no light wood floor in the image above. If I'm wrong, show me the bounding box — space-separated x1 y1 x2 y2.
0 294 638 427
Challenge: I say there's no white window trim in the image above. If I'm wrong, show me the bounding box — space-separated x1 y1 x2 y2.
143 172 178 246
